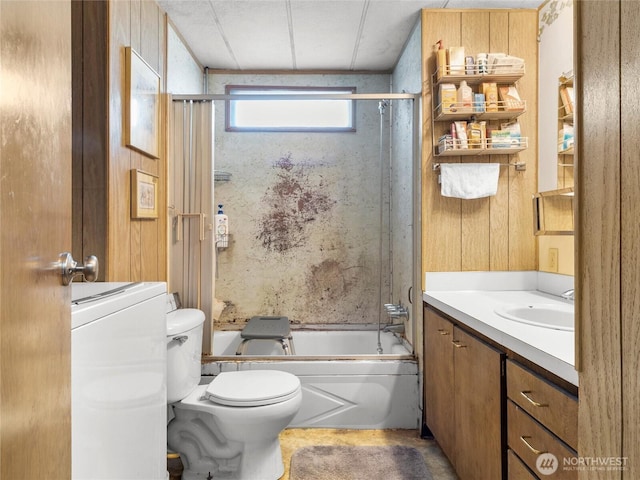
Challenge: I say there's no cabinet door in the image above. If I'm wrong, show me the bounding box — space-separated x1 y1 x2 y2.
508 449 538 480
454 326 504 480
424 308 455 464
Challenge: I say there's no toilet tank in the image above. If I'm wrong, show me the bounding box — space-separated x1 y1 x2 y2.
166 309 205 403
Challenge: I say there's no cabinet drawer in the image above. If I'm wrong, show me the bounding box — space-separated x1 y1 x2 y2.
507 359 578 449
508 449 538 480
508 400 577 480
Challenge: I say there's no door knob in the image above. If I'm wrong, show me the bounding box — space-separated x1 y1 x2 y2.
58 252 99 285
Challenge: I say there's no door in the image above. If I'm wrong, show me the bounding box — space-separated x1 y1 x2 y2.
424 308 455 464
0 1 72 478
454 326 504 480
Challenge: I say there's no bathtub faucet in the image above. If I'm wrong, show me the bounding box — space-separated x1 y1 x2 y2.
384 303 409 320
382 323 405 334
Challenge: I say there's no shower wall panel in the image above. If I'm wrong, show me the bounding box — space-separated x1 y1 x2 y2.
208 73 391 327
391 21 422 350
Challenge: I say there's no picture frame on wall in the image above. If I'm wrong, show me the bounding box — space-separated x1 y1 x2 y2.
131 169 158 219
125 46 160 159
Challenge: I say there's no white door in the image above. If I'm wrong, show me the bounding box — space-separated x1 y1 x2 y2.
0 1 72 478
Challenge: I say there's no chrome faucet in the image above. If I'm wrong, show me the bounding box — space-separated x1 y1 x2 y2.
384 303 409 319
561 289 575 301
382 323 405 334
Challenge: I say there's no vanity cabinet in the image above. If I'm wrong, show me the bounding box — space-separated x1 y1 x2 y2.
424 306 504 480
424 302 579 480
506 360 578 479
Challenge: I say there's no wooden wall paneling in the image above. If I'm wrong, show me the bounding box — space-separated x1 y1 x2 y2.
141 3 164 282
506 11 537 271
488 11 509 53
489 163 510 270
620 1 639 476
421 9 538 275
488 11 511 271
72 1 108 281
130 1 145 282
158 12 168 282
460 12 490 271
108 0 133 280
422 10 462 274
131 0 141 53
130 1 146 282
576 1 623 477
107 0 167 282
82 2 108 281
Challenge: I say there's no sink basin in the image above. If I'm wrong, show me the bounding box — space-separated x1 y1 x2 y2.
494 303 574 331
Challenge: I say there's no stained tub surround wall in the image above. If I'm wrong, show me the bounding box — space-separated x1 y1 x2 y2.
208 73 398 329
391 19 423 353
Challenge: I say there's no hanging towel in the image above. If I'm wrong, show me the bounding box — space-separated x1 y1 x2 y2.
440 163 500 199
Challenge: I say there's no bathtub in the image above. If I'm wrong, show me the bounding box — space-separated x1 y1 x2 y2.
202 327 421 429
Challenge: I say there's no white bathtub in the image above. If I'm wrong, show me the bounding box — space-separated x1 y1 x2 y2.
202 327 420 429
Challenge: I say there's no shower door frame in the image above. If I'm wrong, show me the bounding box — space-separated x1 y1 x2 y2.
171 93 422 357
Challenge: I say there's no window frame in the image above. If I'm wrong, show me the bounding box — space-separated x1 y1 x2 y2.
225 85 357 133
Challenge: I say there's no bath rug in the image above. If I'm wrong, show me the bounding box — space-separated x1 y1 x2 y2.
289 445 433 480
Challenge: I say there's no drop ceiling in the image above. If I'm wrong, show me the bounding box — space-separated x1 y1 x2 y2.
158 0 545 71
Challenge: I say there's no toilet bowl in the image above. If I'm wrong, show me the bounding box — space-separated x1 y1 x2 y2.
165 307 302 480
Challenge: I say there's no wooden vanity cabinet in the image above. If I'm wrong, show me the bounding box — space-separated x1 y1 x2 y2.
508 449 538 480
506 360 578 479
424 307 455 459
424 306 505 480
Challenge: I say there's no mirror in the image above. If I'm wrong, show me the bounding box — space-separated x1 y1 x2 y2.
538 2 574 192
533 187 574 236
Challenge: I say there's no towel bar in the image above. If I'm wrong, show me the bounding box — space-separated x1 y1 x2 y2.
432 162 526 172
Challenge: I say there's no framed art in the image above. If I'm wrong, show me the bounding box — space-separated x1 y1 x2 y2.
131 169 158 219
125 47 160 159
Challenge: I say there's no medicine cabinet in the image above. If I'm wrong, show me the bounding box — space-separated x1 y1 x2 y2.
533 187 574 236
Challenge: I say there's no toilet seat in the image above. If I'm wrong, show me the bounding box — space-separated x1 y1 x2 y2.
204 370 301 407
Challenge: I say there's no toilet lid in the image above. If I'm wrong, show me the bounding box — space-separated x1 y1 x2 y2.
204 370 301 407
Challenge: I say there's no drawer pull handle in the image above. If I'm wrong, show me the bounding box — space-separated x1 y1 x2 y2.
451 340 467 348
520 436 546 455
437 329 450 336
520 391 548 407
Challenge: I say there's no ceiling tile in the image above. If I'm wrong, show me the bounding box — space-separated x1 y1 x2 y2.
291 1 366 70
158 0 546 71
211 0 293 69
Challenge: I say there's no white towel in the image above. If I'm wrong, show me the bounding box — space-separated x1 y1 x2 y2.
440 163 500 199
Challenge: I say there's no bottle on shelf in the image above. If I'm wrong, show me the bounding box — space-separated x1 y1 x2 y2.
435 40 447 80
456 80 473 113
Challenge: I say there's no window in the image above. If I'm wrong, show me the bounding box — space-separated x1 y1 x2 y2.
225 86 356 132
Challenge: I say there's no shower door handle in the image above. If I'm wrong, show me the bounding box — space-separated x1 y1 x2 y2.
175 212 206 242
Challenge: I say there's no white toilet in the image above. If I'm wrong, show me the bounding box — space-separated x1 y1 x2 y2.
165 308 302 480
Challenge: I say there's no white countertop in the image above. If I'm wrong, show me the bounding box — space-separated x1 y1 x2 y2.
423 288 578 386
